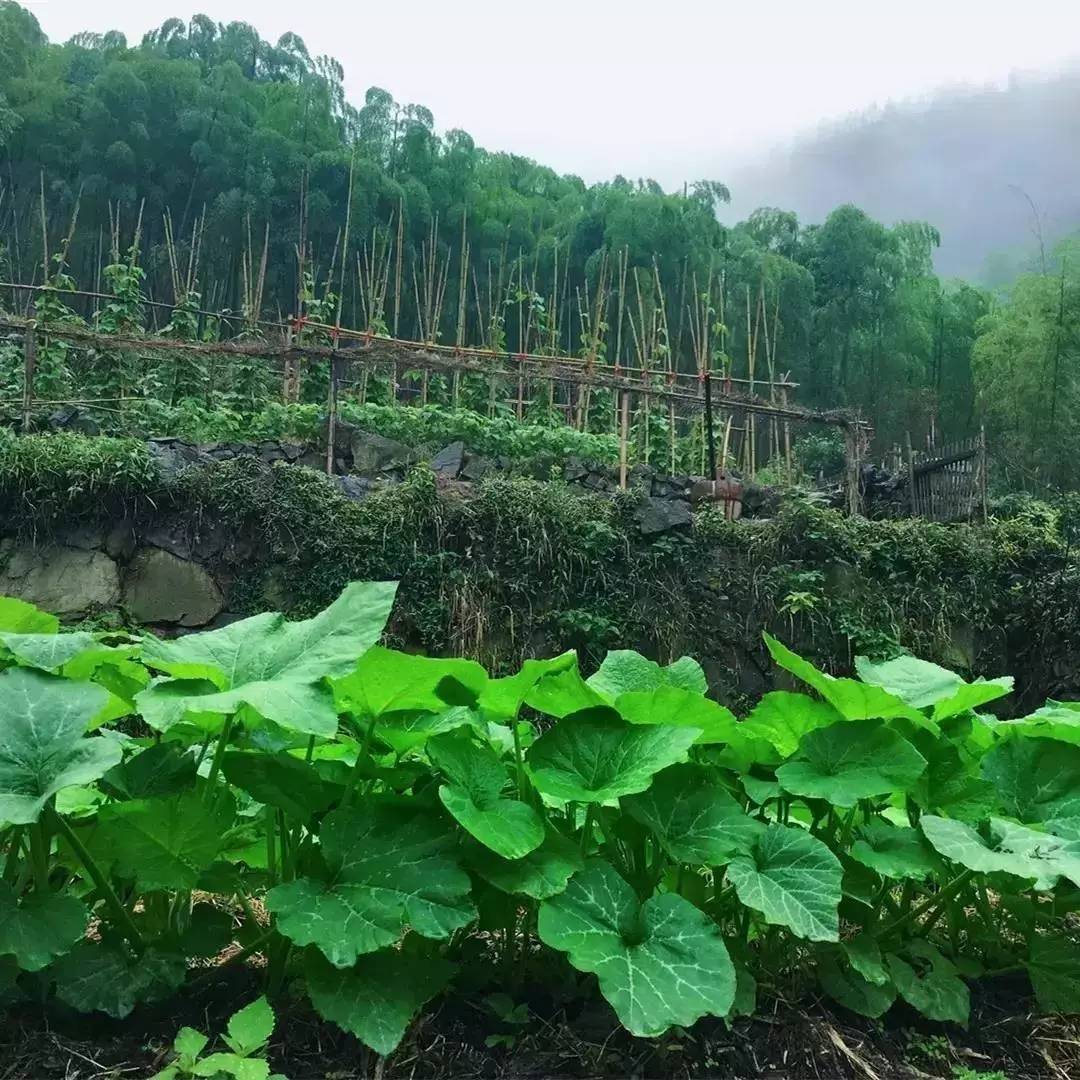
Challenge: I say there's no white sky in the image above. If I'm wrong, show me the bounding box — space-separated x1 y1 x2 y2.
28 0 1080 188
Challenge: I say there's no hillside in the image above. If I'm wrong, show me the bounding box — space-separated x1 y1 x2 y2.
726 66 1080 279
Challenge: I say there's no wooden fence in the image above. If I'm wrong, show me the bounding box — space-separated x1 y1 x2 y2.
887 432 988 522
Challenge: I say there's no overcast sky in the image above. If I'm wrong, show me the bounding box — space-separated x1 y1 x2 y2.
29 0 1080 188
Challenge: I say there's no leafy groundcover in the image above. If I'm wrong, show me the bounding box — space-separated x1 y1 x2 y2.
0 584 1078 1064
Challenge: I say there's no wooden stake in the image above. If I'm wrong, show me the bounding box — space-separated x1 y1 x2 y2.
619 390 630 489
905 431 917 517
21 318 36 432
325 352 339 476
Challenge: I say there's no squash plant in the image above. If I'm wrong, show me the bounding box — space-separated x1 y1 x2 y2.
0 586 1078 1057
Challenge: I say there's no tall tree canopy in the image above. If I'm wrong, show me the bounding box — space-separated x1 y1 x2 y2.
0 4 1059 470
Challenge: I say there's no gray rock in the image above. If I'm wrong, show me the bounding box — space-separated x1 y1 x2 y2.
143 518 192 560
635 497 693 536
351 432 420 476
48 407 99 435
431 441 466 478
122 548 223 627
1 545 120 618
336 475 372 500
55 524 104 551
148 438 213 481
563 456 589 483
105 521 137 561
461 454 493 482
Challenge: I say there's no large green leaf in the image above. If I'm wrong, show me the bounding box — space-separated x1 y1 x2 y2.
467 829 583 899
1027 937 1080 1014
428 732 544 859
537 860 735 1037
137 581 398 736
981 736 1080 823
0 596 58 634
375 706 482 756
587 650 707 700
856 654 1012 720
919 815 1074 890
776 719 927 807
886 941 969 1024
726 824 842 942
613 686 739 744
850 819 939 880
910 734 996 823
101 742 197 800
221 751 333 821
96 792 234 891
266 802 475 966
477 653 578 720
0 668 116 824
0 883 86 971
53 941 186 1018
1000 702 1080 746
817 951 896 1018
739 692 843 758
0 631 106 674
333 645 488 717
525 666 607 718
765 636 929 726
526 709 698 803
306 946 454 1055
622 763 764 864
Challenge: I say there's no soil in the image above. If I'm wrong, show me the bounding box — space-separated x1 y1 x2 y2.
1 967 1077 1080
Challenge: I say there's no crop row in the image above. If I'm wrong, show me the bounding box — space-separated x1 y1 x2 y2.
0 582 1077 1065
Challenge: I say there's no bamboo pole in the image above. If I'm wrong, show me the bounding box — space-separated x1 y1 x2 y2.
21 318 36 432
619 390 630 489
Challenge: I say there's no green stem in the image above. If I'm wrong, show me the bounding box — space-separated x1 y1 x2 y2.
29 821 50 893
2 825 25 886
340 715 377 810
579 804 595 856
49 809 145 954
511 720 527 801
838 805 859 848
876 870 973 940
266 806 278 886
203 716 235 803
193 732 213 771
304 735 316 763
188 930 276 993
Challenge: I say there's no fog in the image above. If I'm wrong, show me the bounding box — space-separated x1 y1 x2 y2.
724 65 1080 280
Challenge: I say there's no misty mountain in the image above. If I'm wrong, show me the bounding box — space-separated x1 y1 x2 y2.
724 66 1080 281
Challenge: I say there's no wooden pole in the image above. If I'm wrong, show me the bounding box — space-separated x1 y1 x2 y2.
905 431 917 518
21 319 36 432
845 426 863 517
325 351 339 476
979 426 988 522
619 390 630 489
704 372 718 481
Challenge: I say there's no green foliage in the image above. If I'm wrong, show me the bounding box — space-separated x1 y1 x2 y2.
151 996 284 1080
0 585 1077 1056
0 7 999 461
0 431 157 527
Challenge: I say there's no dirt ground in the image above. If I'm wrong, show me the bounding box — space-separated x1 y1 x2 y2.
2 966 1077 1080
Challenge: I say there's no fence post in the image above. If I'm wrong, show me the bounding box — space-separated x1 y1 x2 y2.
21 318 37 433
618 390 630 489
325 350 340 476
844 425 863 516
904 431 917 518
979 426 988 522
